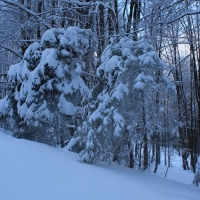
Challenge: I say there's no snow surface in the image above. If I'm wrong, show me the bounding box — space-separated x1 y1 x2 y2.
0 129 200 200
41 29 57 45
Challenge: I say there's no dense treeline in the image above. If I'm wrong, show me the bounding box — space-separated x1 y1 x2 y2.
0 0 200 179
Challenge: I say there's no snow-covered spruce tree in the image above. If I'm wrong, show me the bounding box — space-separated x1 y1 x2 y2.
0 65 22 130
0 41 42 137
4 27 90 146
79 37 128 164
14 42 42 139
0 42 42 137
4 61 25 133
120 39 170 170
80 37 170 168
24 27 90 145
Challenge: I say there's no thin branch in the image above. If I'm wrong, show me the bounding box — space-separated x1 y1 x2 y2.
0 45 22 59
166 9 200 25
0 0 52 29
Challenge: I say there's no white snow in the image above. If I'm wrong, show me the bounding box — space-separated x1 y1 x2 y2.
89 109 103 123
134 72 154 90
59 94 77 116
18 102 28 117
134 81 146 89
139 54 156 66
7 63 19 77
104 55 121 74
113 112 124 137
75 63 82 75
41 29 57 45
111 83 129 101
135 72 154 83
0 129 199 200
34 100 53 121
137 40 153 51
122 47 131 57
100 44 112 64
65 137 81 151
42 48 58 68
23 42 41 61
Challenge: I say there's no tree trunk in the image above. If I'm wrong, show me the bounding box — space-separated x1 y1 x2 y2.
37 1 43 39
143 133 148 170
132 0 141 41
130 149 134 168
154 134 160 173
97 4 105 56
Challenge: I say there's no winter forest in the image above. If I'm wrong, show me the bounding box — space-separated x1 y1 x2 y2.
0 0 200 187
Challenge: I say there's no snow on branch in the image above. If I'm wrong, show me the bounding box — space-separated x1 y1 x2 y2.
166 9 200 24
0 0 52 29
0 45 22 59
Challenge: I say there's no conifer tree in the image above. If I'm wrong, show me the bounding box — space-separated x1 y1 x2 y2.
4 27 91 146
15 42 42 139
80 37 170 169
80 37 128 164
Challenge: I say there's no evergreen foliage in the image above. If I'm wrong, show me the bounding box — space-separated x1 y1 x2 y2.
0 0 200 175
3 27 91 146
80 37 170 169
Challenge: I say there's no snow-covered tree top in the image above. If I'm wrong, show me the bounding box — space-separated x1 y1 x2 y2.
4 26 91 126
23 42 41 61
97 37 165 88
41 27 91 56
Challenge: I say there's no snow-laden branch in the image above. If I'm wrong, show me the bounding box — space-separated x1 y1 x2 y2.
81 71 97 78
114 8 200 40
60 0 115 14
0 45 22 59
0 0 52 29
166 9 200 24
0 0 116 28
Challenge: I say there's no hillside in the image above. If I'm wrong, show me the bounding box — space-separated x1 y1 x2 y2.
0 129 199 200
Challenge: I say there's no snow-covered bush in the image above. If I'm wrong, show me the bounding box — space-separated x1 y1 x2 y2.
4 27 91 145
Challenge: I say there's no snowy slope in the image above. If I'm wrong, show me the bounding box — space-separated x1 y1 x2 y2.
0 129 200 200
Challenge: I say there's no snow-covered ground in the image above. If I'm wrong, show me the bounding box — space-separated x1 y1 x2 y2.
0 128 199 200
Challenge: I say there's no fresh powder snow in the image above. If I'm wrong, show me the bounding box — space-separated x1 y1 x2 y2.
0 128 199 200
